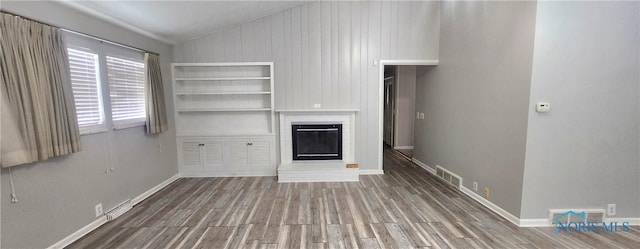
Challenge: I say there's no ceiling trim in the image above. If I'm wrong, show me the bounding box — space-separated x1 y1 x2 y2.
54 0 177 45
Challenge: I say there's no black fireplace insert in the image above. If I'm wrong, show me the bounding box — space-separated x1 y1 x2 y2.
292 124 342 160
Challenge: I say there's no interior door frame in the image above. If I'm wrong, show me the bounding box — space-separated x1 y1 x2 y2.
383 73 395 147
377 60 439 171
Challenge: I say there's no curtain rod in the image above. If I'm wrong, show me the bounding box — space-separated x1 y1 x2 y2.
1 10 160 56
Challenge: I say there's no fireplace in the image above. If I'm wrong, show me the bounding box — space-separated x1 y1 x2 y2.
292 124 342 160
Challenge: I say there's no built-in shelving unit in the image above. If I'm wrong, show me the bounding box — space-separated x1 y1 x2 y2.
172 62 276 176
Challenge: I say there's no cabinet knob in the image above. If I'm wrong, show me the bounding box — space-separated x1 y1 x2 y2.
247 142 253 146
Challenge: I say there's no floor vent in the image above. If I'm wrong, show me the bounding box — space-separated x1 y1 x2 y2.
106 199 132 221
549 209 606 224
435 165 462 189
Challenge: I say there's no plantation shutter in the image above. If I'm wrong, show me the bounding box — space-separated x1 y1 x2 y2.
106 56 146 128
67 48 104 133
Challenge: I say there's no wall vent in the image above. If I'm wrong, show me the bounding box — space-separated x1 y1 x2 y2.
106 199 132 221
435 165 462 189
549 209 606 225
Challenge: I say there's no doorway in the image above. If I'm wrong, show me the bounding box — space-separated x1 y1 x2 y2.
377 60 439 171
382 65 417 159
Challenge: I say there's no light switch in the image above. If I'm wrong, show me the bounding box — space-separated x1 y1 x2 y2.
313 103 321 108
536 102 550 113
417 112 420 119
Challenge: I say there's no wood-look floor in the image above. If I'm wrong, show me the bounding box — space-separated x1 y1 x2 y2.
69 148 640 249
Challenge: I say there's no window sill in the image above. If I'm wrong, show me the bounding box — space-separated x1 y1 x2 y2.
79 126 108 136
113 121 145 130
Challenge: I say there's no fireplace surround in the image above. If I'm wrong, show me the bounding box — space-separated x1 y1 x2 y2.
277 109 357 164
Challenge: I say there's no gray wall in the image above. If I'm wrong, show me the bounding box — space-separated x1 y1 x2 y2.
0 1 178 248
520 1 640 219
173 1 441 170
414 1 538 216
394 66 416 148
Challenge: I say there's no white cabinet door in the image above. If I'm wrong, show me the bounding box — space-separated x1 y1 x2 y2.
249 140 273 170
180 140 202 171
228 141 250 171
178 136 275 176
202 139 225 170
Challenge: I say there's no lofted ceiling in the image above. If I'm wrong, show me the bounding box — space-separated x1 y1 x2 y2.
59 0 311 44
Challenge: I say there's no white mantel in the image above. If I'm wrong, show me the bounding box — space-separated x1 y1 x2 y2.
277 109 359 182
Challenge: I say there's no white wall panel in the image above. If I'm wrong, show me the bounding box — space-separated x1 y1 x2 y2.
389 1 399 60
291 7 303 108
270 13 284 108
213 34 225 62
380 1 392 60
282 10 293 108
397 2 412 59
330 1 339 108
357 1 369 167
308 2 322 107
321 1 333 108
241 22 255 61
338 1 351 108
301 5 310 108
173 0 440 169
366 0 381 171
350 1 361 108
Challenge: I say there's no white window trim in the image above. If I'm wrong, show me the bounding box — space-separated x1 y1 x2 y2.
113 120 146 130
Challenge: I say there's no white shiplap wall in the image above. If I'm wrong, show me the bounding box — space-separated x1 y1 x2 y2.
173 1 440 170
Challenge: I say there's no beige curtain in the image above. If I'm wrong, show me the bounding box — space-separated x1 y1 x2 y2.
144 53 168 134
0 13 81 168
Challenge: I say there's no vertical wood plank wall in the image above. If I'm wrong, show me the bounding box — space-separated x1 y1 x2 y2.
173 1 441 170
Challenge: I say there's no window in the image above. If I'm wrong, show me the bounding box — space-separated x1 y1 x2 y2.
106 56 146 129
67 48 105 134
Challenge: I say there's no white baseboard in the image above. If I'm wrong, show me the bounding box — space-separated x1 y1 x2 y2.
411 158 436 175
359 169 384 175
518 217 640 227
519 219 550 227
47 216 108 249
48 173 181 249
459 186 520 227
393 146 414 150
132 173 181 206
606 217 640 226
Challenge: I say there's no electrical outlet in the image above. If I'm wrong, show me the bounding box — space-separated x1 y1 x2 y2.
483 188 490 198
536 102 550 113
419 113 425 119
473 182 478 192
607 204 616 216
313 103 321 108
95 203 103 217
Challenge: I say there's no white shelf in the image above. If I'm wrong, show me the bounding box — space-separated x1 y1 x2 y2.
178 108 272 112
173 62 273 67
176 92 271 96
175 77 270 81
